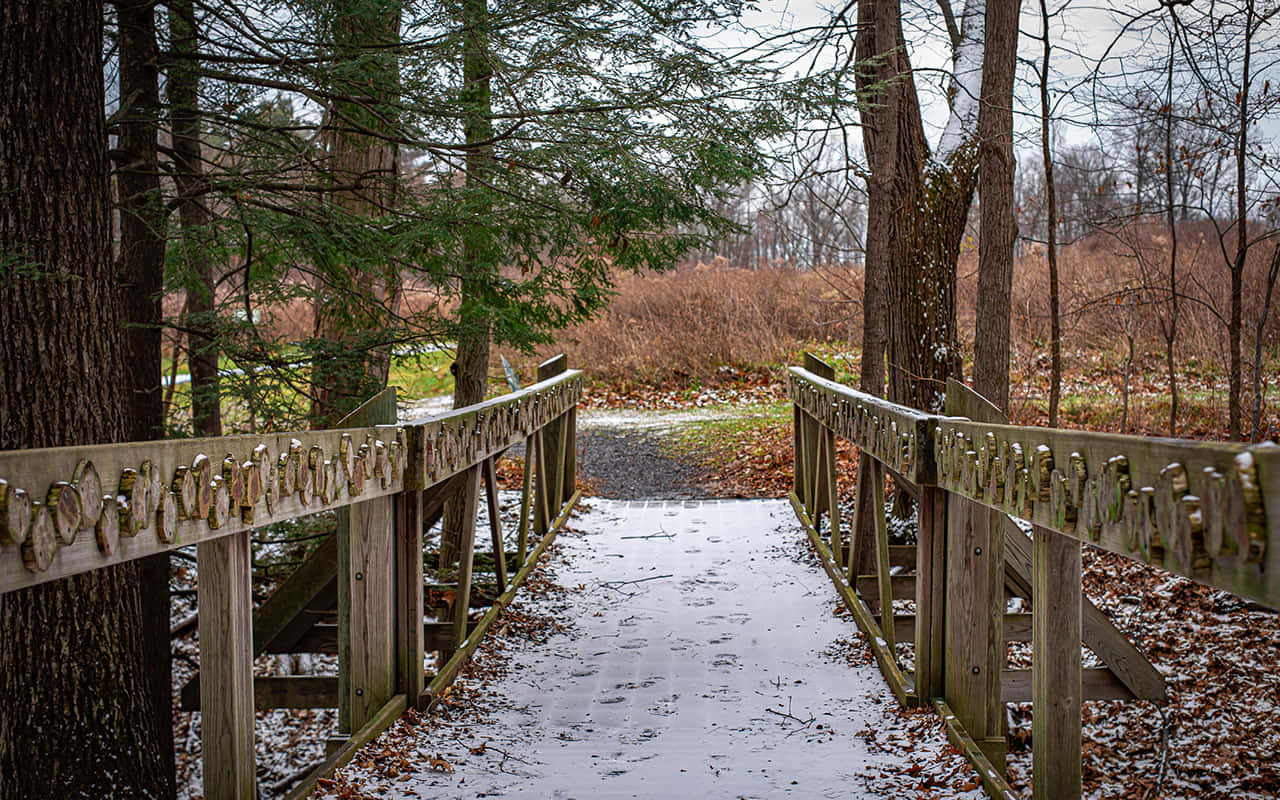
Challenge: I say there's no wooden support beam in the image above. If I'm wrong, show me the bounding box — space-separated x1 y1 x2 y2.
284 694 407 800
449 467 482 652
180 675 339 711
914 486 947 702
251 533 337 656
338 496 397 734
1032 525 1083 799
877 612 1033 647
842 544 916 569
856 574 915 605
483 458 508 594
197 530 256 799
870 460 896 654
934 699 1021 800
397 489 425 708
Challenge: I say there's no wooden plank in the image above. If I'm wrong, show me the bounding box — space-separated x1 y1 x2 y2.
260 620 479 656
1002 667 1129 704
792 405 804 499
516 434 534 565
1002 515 1166 702
397 489 426 708
825 426 841 555
856 574 915 605
449 467 482 651
338 496 397 733
871 459 895 654
483 458 508 594
1032 524 1083 800
0 370 583 593
197 530 256 799
791 493 917 707
876 613 1033 646
562 406 578 504
180 675 339 710
933 699 1023 800
914 486 947 702
536 356 568 529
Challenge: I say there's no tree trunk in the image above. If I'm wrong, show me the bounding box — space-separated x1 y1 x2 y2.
115 2 176 793
168 0 221 437
1252 245 1280 442
310 0 403 427
0 1 169 795
1161 29 1179 437
973 0 1021 414
441 0 494 570
1039 0 1062 427
1228 0 1254 441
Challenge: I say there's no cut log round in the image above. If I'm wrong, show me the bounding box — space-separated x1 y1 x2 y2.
22 502 57 572
118 467 147 536
156 488 177 544
72 460 103 528
173 464 198 520
309 446 326 503
142 459 163 517
264 463 279 515
47 481 83 545
277 452 295 497
208 475 231 529
339 433 356 481
193 453 214 522
223 455 245 510
96 495 120 555
298 461 314 507
0 481 31 547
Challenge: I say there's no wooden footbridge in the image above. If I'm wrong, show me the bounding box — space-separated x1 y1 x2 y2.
0 354 1277 800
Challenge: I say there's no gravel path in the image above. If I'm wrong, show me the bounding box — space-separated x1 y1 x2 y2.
576 429 711 501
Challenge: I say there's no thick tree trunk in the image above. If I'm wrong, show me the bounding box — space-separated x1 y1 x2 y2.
973 0 1021 413
311 0 403 427
168 0 221 437
1039 0 1061 427
115 2 176 793
441 0 494 570
0 1 169 795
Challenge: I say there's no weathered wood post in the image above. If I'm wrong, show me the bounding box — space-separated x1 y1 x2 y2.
336 388 400 736
802 353 836 531
397 486 425 709
534 355 568 536
913 484 947 704
197 530 256 799
448 466 482 650
943 380 1007 770
1032 523 1082 799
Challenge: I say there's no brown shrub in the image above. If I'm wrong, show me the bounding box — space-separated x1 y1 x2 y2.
545 263 859 384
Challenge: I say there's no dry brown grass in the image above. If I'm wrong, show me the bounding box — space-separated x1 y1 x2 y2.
544 262 858 384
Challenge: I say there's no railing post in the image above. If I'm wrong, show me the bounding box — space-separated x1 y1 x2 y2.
914 485 947 703
534 355 568 536
943 382 1007 771
339 495 398 732
197 530 256 799
1033 524 1082 800
397 488 425 709
448 466 482 650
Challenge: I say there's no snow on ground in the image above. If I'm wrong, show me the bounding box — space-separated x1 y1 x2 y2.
316 499 987 799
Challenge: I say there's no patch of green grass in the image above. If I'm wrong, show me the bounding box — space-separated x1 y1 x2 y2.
663 402 791 459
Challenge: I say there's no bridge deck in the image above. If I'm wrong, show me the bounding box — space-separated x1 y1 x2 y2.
319 499 985 799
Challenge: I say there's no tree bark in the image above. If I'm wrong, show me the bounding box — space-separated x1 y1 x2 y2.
973 0 1021 413
311 0 403 427
115 2 176 793
0 1 169 795
441 0 494 570
1039 0 1062 427
168 0 221 437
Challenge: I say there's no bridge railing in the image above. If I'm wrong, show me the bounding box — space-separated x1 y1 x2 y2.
0 354 582 800
788 352 1278 800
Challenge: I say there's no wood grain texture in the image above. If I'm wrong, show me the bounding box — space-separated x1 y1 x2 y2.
397 489 425 708
197 531 256 799
1032 525 1083 800
339 496 397 732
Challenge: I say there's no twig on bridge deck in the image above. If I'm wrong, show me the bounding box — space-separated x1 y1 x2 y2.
764 696 815 729
591 574 674 596
473 742 536 775
620 527 675 540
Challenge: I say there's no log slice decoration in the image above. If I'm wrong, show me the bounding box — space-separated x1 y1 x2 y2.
297 457 314 507
143 460 164 518
222 455 245 511
375 440 390 489
241 460 261 524
339 433 356 481
277 452 295 497
72 460 103 528
172 465 198 520
118 467 149 536
23 502 56 572
348 445 366 497
208 475 231 529
1201 467 1231 559
47 482 83 546
96 495 120 555
1233 451 1267 564
263 463 279 516
0 481 32 547
156 489 178 544
192 454 214 522
308 446 327 504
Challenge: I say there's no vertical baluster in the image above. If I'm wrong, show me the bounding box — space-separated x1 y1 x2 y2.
1032 524 1082 800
